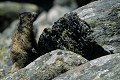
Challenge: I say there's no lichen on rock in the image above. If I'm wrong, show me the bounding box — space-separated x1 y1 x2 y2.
4 49 87 80
38 12 92 57
38 12 109 60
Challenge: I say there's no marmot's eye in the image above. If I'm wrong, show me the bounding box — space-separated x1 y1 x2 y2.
20 15 24 18
28 14 31 17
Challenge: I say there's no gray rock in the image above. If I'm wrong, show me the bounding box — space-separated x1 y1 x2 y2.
0 19 18 50
0 20 18 78
47 5 71 25
4 49 88 80
33 12 50 41
34 12 48 27
53 53 120 80
53 0 78 10
0 41 12 78
74 0 120 53
0 1 38 15
3 20 19 38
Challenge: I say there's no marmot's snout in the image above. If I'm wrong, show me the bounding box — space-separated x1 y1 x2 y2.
31 12 38 21
31 12 38 17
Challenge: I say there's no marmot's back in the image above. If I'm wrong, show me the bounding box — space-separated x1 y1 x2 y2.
11 12 38 73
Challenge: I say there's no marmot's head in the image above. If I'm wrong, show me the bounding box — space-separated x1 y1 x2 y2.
19 12 38 23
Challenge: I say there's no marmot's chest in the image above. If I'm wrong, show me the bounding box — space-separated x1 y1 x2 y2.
12 27 33 51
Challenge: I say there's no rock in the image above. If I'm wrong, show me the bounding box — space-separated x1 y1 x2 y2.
0 15 15 33
53 0 78 10
34 12 48 27
74 0 120 53
38 12 109 60
53 53 120 80
36 24 50 42
0 1 38 15
0 20 19 49
0 20 19 78
0 31 12 51
33 12 50 41
3 20 19 38
0 69 5 78
4 49 88 80
0 42 12 78
0 1 38 32
47 5 71 25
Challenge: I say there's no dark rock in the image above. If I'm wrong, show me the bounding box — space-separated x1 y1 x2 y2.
53 53 120 80
74 0 120 53
38 12 109 60
4 49 88 80
38 12 89 56
76 0 97 7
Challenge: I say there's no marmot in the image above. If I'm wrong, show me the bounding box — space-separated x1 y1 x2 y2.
11 12 38 73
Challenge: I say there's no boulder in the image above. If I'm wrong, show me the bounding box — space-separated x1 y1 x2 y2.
0 1 38 15
38 12 109 60
53 53 120 80
53 0 78 10
3 20 19 38
33 12 49 41
47 5 71 25
4 49 87 80
74 0 120 53
0 35 12 78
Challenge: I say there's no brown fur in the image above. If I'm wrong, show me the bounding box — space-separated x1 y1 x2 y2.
11 12 38 73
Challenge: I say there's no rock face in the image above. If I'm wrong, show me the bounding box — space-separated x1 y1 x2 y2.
47 5 71 25
53 53 120 80
75 0 120 54
38 12 109 60
4 49 87 80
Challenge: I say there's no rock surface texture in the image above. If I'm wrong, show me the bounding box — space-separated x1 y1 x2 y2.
4 49 87 80
0 0 120 79
38 12 91 55
53 53 120 80
75 0 120 54
38 12 109 60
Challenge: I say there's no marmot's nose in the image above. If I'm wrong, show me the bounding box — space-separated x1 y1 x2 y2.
31 12 38 17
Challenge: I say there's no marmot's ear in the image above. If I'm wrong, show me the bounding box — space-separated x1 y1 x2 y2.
19 13 23 23
19 13 24 19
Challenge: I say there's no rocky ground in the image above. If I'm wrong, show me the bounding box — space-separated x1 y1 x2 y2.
0 0 120 80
